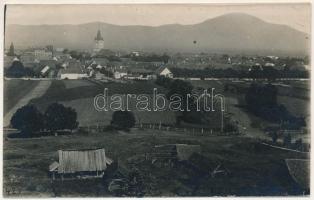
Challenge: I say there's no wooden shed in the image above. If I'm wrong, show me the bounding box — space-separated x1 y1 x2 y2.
152 144 201 165
49 148 113 180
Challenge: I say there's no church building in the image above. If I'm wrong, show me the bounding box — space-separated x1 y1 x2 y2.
93 29 105 52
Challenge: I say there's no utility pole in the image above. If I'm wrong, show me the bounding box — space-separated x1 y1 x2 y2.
221 110 224 133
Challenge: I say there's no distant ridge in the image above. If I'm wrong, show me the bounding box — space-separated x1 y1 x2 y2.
5 13 310 55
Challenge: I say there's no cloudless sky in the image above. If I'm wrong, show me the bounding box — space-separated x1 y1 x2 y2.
6 4 311 33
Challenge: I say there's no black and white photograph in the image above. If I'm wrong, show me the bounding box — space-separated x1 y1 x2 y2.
2 2 311 197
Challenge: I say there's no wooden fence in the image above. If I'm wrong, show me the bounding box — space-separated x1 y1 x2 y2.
79 123 241 136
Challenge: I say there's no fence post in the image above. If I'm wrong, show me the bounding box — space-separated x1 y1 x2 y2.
201 128 204 134
211 129 213 135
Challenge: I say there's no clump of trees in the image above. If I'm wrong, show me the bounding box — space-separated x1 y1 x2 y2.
170 66 309 79
124 53 170 64
245 83 306 129
111 111 136 131
10 105 44 136
156 76 237 131
5 61 35 78
10 103 78 137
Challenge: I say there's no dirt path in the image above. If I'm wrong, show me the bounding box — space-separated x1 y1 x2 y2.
3 80 52 127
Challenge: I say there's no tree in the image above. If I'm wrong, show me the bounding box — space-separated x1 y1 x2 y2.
283 134 292 147
270 132 278 144
44 103 78 133
10 105 44 136
6 61 26 78
64 107 79 131
45 103 67 133
127 168 145 197
167 79 194 109
111 111 136 131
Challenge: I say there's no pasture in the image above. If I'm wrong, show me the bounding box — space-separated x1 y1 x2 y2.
29 80 175 126
3 129 308 197
4 80 39 114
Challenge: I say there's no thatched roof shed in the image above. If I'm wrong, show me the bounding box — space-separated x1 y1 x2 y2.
49 148 113 174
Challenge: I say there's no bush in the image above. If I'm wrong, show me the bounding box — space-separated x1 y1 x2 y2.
10 104 44 136
44 103 78 133
111 111 136 131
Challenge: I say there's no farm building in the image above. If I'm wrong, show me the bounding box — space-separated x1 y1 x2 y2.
152 144 201 164
59 60 88 79
38 60 58 78
90 58 110 67
49 148 113 180
155 66 173 78
114 69 128 79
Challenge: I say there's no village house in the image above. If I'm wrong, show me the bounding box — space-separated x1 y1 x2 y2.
49 148 113 180
114 69 128 79
155 66 173 78
20 51 35 63
58 60 88 79
34 49 53 61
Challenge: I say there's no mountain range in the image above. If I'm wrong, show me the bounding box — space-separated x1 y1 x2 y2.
5 13 310 55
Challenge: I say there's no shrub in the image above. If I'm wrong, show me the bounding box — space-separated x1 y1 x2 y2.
111 111 136 131
44 103 78 133
10 104 44 136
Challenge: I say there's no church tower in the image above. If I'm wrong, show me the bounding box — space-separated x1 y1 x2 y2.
8 42 15 56
93 29 105 52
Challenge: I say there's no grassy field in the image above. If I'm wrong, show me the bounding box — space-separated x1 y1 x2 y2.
29 80 175 126
3 129 308 197
4 80 39 114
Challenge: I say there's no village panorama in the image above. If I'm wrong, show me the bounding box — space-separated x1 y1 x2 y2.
3 4 310 197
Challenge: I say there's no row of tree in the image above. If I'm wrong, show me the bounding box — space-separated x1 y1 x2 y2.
245 83 306 129
11 103 78 137
155 76 237 132
124 53 170 64
170 67 309 79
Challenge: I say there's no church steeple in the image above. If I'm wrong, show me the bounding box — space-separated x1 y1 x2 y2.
8 42 15 56
95 29 103 41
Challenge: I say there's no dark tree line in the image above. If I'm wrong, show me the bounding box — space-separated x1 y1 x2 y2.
171 67 309 79
124 53 170 64
245 83 306 129
111 111 136 131
10 103 78 137
155 76 237 132
5 61 35 78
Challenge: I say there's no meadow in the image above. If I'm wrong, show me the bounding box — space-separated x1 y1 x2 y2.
29 80 175 126
4 79 39 114
3 129 308 197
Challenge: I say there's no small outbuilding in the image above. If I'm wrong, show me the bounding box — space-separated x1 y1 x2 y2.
152 144 201 164
49 148 113 180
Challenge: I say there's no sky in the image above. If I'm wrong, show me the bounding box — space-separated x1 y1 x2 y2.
5 4 311 33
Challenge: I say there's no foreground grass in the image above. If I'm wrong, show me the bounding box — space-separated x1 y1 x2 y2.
3 129 308 197
4 80 39 114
